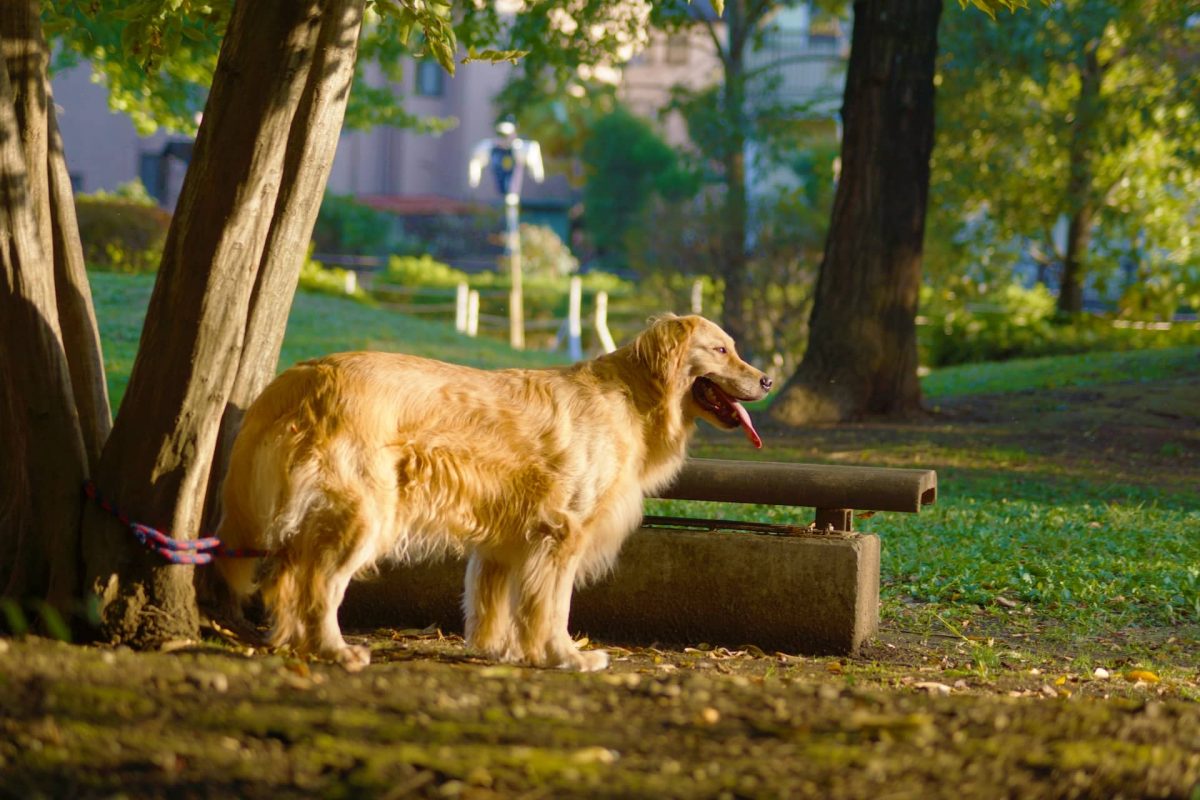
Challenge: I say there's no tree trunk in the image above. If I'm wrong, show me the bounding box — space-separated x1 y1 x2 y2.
82 0 366 648
1056 44 1102 316
719 0 750 349
771 0 941 425
49 104 112 470
204 0 367 531
0 3 92 613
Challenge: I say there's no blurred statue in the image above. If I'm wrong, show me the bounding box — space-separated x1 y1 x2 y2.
468 120 544 350
468 120 545 201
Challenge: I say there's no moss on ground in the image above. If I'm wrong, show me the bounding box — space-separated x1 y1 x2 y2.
1 635 1197 799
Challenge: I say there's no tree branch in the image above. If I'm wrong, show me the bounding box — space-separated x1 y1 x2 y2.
700 15 728 66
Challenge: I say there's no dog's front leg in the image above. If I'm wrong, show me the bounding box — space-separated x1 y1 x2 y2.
514 538 608 672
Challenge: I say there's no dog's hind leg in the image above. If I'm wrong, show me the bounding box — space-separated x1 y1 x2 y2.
260 555 306 654
298 515 377 672
513 533 608 672
463 550 517 662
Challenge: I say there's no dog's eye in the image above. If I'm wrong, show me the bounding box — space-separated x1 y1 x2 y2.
714 346 728 355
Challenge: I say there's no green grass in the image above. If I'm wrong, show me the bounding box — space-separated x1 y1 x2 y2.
92 272 1199 635
920 345 1200 399
90 272 566 409
647 472 1200 632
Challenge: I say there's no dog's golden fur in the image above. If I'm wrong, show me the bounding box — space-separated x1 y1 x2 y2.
214 314 768 671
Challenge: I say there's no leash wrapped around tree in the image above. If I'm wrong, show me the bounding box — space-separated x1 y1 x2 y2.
83 482 270 565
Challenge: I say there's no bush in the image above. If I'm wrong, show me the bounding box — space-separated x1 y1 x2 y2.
511 224 578 281
922 282 1200 366
76 182 170 273
376 252 636 346
300 254 370 302
383 254 471 288
312 192 394 257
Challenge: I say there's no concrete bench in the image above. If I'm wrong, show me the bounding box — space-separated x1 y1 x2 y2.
342 459 938 656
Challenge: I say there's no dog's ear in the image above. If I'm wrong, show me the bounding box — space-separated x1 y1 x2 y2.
633 314 698 381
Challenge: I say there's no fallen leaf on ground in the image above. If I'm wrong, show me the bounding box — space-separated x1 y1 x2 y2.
914 681 952 696
1125 669 1160 684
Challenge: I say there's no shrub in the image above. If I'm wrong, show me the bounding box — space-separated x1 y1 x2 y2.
312 192 394 257
375 251 636 346
300 254 370 302
511 224 578 281
921 282 1200 366
75 182 170 273
383 254 471 288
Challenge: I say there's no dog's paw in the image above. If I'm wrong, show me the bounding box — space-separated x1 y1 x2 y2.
549 646 608 672
571 648 609 672
335 644 371 672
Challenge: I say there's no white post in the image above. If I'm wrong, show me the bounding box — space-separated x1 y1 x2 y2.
506 195 524 350
567 276 583 361
467 290 479 338
455 282 469 333
691 279 703 315
595 290 617 354
344 270 357 295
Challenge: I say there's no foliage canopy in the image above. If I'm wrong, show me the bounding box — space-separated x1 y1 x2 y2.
930 0 1200 317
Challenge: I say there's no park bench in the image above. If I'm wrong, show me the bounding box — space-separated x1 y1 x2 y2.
342 458 938 656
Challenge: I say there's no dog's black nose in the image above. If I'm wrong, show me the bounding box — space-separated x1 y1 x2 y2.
760 375 773 391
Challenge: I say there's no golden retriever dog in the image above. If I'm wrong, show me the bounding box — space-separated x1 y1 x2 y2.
214 314 770 671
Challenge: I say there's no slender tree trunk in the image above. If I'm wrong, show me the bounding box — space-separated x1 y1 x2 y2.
719 0 750 349
771 0 940 425
82 0 366 647
0 3 91 611
49 104 112 470
1056 44 1102 316
204 1 366 530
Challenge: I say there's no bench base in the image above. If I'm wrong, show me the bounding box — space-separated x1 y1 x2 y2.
341 526 880 656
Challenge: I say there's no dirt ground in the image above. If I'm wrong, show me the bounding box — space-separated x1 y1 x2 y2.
2 367 1198 799
2 625 1198 799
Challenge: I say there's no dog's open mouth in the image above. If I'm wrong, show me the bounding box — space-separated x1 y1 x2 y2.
692 377 762 449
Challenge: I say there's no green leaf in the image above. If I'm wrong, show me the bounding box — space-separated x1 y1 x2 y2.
462 48 528 65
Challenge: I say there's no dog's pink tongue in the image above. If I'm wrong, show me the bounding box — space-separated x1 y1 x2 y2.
731 401 762 449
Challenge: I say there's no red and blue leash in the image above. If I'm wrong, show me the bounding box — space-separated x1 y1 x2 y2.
83 481 271 565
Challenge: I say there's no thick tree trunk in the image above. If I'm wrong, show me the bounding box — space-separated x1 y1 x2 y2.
1056 45 1102 316
771 0 940 425
83 0 366 647
0 3 91 611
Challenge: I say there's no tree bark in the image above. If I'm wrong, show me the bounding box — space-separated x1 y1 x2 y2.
0 3 90 611
82 0 366 647
49 103 112 470
204 0 366 531
771 0 941 425
1056 44 1102 316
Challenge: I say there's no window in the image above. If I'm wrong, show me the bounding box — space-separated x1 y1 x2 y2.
415 60 445 97
665 33 690 65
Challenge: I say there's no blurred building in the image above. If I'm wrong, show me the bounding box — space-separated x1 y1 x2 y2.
51 3 847 262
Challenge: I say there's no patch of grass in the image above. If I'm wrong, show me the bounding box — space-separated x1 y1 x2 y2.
90 272 566 409
872 469 1200 629
647 464 1200 635
921 345 1200 399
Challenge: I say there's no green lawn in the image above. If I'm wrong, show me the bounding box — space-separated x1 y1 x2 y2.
91 272 1199 639
90 271 565 409
921 344 1200 399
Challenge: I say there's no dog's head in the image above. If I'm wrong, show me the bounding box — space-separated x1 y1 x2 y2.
633 314 772 448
